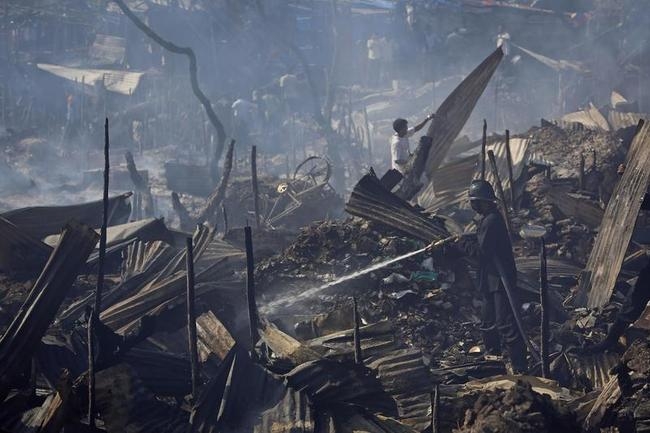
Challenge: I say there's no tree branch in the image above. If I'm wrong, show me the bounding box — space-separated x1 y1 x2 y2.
112 0 227 163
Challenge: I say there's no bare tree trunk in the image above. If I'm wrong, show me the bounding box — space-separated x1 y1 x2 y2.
198 139 236 224
112 0 227 163
125 151 153 217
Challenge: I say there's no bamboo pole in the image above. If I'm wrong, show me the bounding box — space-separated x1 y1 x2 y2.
353 297 362 365
504 129 515 209
579 152 585 191
89 117 110 427
540 238 550 378
481 120 487 180
186 237 199 397
244 226 259 348
221 203 228 236
431 384 440 433
251 146 261 229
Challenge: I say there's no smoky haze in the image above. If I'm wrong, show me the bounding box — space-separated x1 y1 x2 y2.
0 0 648 215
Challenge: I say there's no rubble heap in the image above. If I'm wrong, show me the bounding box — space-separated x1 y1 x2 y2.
455 381 579 433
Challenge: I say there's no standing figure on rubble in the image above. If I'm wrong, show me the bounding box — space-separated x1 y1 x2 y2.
390 113 434 172
463 180 528 373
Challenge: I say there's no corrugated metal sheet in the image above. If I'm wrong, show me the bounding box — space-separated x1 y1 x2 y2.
419 155 476 211
346 172 450 242
43 217 175 248
37 63 145 96
95 364 188 433
423 47 504 178
284 359 398 415
560 103 610 131
608 111 646 131
1 192 132 240
419 137 530 212
254 388 314 433
476 137 530 201
368 349 433 430
0 222 98 381
577 119 650 308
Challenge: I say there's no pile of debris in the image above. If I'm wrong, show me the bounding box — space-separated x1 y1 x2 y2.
455 380 579 433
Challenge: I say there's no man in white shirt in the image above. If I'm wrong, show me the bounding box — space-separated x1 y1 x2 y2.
390 114 435 172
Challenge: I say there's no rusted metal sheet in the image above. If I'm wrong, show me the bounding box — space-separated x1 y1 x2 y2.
346 172 450 243
0 221 98 383
576 119 650 308
1 192 132 240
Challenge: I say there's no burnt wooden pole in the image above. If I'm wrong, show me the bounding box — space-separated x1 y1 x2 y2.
540 238 550 378
431 384 440 433
244 226 259 348
504 129 515 209
251 146 261 229
481 119 487 180
89 117 110 427
579 152 585 191
87 308 96 428
221 203 228 236
353 297 362 365
488 150 513 237
186 237 199 398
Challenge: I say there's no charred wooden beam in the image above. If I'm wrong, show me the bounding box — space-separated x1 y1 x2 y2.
251 146 261 229
487 150 513 237
186 237 200 398
245 226 259 348
125 150 154 218
505 129 515 209
577 119 650 307
481 120 487 180
198 139 236 225
353 297 362 365
540 239 550 379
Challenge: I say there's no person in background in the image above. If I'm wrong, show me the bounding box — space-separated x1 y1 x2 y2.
496 25 511 57
390 113 435 172
367 33 383 87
